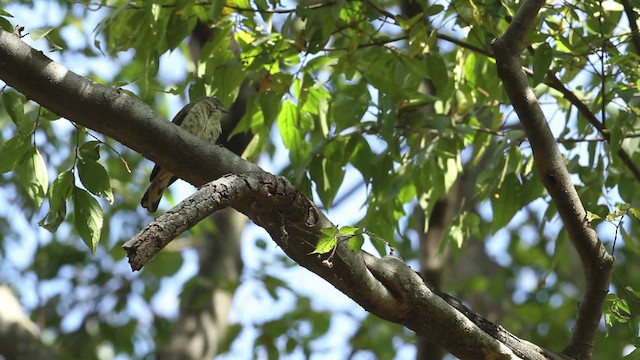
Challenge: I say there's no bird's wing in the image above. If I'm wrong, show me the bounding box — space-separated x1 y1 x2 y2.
148 100 198 183
171 100 195 126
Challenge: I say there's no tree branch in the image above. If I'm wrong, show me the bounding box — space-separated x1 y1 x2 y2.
126 172 564 360
492 1 614 359
545 73 640 182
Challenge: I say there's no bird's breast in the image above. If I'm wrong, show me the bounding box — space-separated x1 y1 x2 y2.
181 107 222 143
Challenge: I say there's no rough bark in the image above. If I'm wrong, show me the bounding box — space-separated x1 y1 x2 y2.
124 172 564 359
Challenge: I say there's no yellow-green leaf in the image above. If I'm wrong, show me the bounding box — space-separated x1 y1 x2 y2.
311 227 338 254
29 27 54 40
347 235 364 253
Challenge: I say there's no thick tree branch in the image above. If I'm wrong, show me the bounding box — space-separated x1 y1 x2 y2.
492 1 614 359
126 172 564 360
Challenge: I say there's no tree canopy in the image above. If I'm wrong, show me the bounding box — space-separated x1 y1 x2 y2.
0 0 639 359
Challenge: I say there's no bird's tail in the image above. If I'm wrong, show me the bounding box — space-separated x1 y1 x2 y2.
141 169 174 212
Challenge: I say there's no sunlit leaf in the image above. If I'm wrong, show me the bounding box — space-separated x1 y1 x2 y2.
311 227 338 254
29 27 54 40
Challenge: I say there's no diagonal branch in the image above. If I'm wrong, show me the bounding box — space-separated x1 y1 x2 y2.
545 74 640 182
492 1 614 359
125 172 564 360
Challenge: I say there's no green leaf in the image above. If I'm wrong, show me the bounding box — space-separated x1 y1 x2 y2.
424 4 445 16
491 173 522 232
532 42 552 85
338 226 361 236
2 92 33 134
78 141 101 161
330 82 370 132
73 186 103 253
29 27 54 40
0 134 31 173
426 53 449 95
166 12 196 50
311 227 338 254
278 100 307 164
309 156 345 209
39 170 74 231
15 147 49 207
347 235 364 253
77 160 114 204
37 107 61 121
0 17 12 32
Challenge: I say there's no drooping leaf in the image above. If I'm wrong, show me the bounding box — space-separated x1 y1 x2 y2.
491 173 522 232
78 140 101 162
532 42 553 85
29 27 54 40
78 160 114 204
2 91 33 134
347 235 364 253
0 134 31 173
39 170 74 231
15 147 48 207
73 186 103 253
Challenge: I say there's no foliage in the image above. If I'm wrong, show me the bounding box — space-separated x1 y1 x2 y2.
0 0 639 358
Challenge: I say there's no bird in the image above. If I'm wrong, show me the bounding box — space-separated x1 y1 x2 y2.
141 96 227 212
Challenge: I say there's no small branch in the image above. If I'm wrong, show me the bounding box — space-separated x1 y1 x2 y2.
546 74 640 182
492 0 614 359
436 33 493 57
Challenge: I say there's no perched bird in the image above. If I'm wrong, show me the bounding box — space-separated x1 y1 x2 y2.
141 96 227 212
